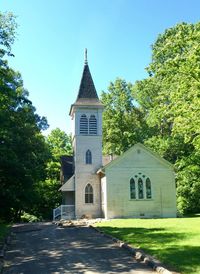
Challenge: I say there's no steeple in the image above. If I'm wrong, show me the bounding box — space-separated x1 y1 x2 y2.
76 50 99 101
70 50 103 116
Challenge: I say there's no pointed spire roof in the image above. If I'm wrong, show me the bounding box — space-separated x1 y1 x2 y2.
70 50 103 116
76 49 99 101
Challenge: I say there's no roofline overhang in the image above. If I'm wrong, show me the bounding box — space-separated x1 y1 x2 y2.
96 167 105 176
69 102 104 116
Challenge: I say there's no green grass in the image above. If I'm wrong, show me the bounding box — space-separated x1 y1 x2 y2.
96 217 200 274
0 223 10 244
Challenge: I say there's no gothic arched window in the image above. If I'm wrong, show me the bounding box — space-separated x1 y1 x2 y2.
86 149 92 164
89 115 97 135
138 178 144 199
146 178 152 199
130 173 152 200
130 178 136 199
85 183 93 203
80 114 88 135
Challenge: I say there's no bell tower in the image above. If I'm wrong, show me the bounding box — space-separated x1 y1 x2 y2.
69 50 104 218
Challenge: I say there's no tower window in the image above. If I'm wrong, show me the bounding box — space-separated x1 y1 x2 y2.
80 114 88 135
89 115 97 135
86 149 92 164
85 183 93 203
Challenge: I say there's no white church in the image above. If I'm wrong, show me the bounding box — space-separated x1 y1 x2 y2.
53 53 177 220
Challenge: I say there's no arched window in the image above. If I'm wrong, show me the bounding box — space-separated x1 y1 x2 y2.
146 178 152 199
86 149 92 164
130 178 136 199
80 114 88 135
130 172 152 199
85 183 93 203
89 115 97 135
138 178 144 199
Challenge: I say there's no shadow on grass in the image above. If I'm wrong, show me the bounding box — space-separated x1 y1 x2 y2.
150 245 200 274
98 226 200 273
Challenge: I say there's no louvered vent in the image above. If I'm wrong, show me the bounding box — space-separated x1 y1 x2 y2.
80 114 88 135
89 115 97 135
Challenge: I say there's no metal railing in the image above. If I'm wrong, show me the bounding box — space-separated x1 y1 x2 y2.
53 205 75 221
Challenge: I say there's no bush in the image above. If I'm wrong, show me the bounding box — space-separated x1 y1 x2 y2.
20 212 41 222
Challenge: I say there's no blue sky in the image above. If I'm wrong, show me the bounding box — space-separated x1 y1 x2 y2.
1 0 200 135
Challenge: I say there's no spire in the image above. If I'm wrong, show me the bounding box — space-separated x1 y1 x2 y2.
76 50 99 101
69 50 104 116
84 48 88 65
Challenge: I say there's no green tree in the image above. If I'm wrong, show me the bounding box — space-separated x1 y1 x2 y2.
0 12 17 58
133 22 200 214
0 70 49 221
34 128 73 219
0 12 49 221
101 78 150 155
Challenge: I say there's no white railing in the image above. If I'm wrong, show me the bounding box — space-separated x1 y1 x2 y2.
53 205 75 221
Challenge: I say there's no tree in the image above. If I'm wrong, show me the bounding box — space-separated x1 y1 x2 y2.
0 12 49 221
0 12 17 58
0 70 49 220
133 22 200 214
34 128 73 219
101 78 150 155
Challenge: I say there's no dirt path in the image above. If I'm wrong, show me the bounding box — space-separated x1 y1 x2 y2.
3 222 154 274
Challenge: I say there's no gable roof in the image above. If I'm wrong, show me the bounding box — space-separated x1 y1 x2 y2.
59 175 75 191
98 143 173 174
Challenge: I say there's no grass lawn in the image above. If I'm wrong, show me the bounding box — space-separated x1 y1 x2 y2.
96 217 200 274
0 223 10 244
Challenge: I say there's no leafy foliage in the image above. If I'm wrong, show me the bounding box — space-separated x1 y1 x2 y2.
133 22 200 214
101 78 150 155
34 128 73 219
0 12 49 221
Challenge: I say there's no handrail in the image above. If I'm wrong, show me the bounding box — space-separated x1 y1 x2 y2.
53 205 75 220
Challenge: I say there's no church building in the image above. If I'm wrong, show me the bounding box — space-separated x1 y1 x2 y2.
53 52 177 220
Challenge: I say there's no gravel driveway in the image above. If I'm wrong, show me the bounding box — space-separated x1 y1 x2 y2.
3 222 154 274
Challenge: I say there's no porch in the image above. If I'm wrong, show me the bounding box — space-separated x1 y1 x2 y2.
53 205 75 221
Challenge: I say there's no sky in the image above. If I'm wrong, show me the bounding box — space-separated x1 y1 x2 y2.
1 0 200 135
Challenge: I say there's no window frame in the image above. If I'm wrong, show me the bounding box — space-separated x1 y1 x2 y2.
130 178 136 199
130 173 152 200
85 183 94 204
86 149 92 164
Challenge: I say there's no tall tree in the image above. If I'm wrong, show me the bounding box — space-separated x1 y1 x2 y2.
0 70 49 220
0 12 49 221
34 128 73 219
133 22 200 214
101 78 150 155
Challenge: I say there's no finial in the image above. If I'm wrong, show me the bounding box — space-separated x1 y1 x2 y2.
84 48 88 64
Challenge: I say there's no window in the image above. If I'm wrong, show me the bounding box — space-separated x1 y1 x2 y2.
130 173 152 200
89 115 97 135
130 178 136 199
138 178 144 199
80 114 88 135
146 178 152 199
85 183 93 203
86 149 92 164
